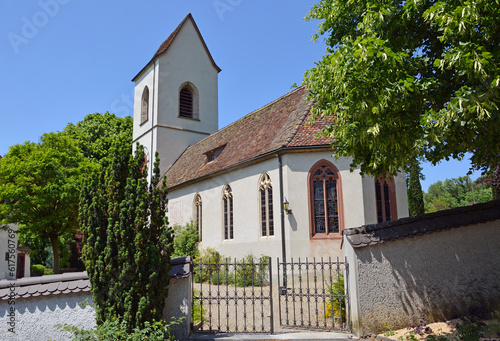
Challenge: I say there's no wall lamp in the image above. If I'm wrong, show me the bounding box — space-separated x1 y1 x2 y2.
283 198 292 215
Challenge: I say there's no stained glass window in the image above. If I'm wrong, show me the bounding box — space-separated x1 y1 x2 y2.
194 194 202 241
310 162 340 236
223 185 233 240
259 174 274 237
375 178 396 223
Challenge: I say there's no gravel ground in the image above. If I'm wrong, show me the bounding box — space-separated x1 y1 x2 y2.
192 282 348 334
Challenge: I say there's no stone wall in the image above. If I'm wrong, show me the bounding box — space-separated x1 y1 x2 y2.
343 201 500 336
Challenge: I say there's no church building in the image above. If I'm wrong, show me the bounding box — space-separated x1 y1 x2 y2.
132 14 409 261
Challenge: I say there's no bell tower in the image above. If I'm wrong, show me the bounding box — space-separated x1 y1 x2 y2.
131 14 220 181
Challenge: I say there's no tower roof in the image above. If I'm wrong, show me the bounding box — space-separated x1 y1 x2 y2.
132 13 221 82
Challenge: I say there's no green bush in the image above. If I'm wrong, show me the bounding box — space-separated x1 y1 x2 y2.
59 317 178 341
172 221 199 259
194 251 269 287
193 248 224 283
323 274 346 321
30 264 45 276
234 255 269 287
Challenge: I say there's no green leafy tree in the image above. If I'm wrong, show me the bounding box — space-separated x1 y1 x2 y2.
80 143 173 331
424 176 493 212
407 158 425 216
304 0 499 177
63 112 133 163
0 133 91 273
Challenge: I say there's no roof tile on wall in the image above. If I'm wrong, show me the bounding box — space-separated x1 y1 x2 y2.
344 200 500 248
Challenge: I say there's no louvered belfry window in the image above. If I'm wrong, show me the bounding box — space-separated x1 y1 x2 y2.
179 86 193 118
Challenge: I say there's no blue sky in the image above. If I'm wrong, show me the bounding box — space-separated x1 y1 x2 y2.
0 0 479 191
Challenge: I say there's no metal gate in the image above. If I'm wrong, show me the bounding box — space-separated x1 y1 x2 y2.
277 257 350 332
191 257 274 333
191 257 349 334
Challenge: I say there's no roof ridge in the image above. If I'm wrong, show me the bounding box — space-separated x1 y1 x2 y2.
283 100 314 148
132 13 220 81
218 86 307 133
179 86 307 154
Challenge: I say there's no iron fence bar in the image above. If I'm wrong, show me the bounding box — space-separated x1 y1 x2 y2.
269 258 274 334
328 257 334 328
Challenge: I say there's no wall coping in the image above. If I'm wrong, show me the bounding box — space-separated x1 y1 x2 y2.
344 200 500 248
0 256 191 300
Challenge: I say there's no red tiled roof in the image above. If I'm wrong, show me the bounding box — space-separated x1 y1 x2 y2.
132 13 221 82
165 86 333 189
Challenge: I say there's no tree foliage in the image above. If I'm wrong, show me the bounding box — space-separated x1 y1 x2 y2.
63 112 133 163
304 0 499 177
424 176 493 212
80 144 173 331
0 133 91 273
172 221 200 259
407 158 425 216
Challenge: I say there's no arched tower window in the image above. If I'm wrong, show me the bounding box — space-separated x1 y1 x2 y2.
179 82 199 119
259 173 274 237
223 184 233 240
308 160 344 238
194 194 202 241
375 178 397 223
141 86 149 124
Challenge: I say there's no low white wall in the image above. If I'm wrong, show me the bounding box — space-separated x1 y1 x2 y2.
163 276 191 340
344 218 500 336
0 278 191 341
0 291 95 341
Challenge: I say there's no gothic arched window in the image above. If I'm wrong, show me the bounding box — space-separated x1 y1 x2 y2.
194 194 202 241
141 86 149 124
375 178 397 223
308 160 343 238
259 173 274 237
223 184 233 240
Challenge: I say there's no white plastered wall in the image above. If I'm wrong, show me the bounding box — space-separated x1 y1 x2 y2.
167 151 408 262
132 18 219 181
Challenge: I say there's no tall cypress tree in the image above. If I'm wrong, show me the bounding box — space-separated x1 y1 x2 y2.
407 158 425 216
80 144 173 331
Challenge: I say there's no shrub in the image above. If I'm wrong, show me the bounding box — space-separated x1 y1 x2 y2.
59 317 178 341
30 264 45 276
234 254 269 287
193 248 224 283
194 251 269 287
172 221 199 259
323 274 346 321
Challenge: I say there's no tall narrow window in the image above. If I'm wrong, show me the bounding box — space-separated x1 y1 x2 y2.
259 173 274 237
141 86 149 124
309 160 343 237
375 178 397 223
194 194 202 242
223 185 233 240
179 86 193 118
